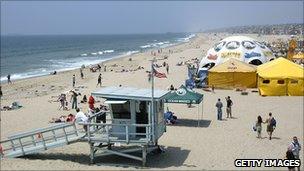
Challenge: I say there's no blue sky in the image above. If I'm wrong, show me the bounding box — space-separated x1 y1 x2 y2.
1 1 303 35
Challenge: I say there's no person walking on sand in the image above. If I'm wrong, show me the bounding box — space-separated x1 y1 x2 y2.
225 96 233 118
58 94 66 110
80 68 84 79
255 115 264 138
166 64 169 74
7 74 12 84
97 74 102 87
265 112 276 140
72 74 76 87
288 136 301 170
211 85 215 93
286 149 296 171
215 98 223 120
70 91 78 109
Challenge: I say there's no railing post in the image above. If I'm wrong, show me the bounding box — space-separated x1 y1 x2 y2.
73 123 78 136
62 128 69 143
52 130 57 141
31 135 37 146
87 123 91 142
40 133 47 150
10 140 16 151
142 145 147 167
145 125 148 141
18 138 25 155
106 125 109 143
125 125 129 144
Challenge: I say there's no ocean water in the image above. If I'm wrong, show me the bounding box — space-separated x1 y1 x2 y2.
0 33 195 82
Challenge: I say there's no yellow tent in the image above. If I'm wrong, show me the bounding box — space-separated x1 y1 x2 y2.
208 58 257 88
257 57 304 96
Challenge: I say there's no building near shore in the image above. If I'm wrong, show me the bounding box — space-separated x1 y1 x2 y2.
257 57 304 96
199 36 274 71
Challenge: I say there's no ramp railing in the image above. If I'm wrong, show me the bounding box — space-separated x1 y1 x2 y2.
0 123 82 158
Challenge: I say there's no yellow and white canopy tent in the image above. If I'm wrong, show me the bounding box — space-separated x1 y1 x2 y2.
257 57 304 96
208 58 257 88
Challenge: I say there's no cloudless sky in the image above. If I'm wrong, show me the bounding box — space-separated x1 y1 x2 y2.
1 1 303 35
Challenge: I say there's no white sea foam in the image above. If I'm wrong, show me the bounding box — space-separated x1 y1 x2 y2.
177 34 196 42
140 41 170 49
103 50 114 53
80 53 88 56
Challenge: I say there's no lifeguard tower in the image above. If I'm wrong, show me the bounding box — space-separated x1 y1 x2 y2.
0 86 168 166
83 86 169 166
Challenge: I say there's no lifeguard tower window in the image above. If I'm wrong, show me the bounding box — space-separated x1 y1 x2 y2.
112 101 131 119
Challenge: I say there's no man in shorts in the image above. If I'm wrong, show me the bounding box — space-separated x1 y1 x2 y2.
226 96 233 118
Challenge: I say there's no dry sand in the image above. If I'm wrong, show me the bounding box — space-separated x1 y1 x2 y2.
0 33 303 170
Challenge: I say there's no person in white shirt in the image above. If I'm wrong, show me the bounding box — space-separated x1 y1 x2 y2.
75 108 88 131
289 136 301 159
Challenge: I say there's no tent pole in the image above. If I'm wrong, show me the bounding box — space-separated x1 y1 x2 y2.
197 102 200 127
202 101 203 123
197 104 199 127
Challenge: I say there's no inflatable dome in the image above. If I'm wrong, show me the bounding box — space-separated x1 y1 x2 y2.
199 36 274 70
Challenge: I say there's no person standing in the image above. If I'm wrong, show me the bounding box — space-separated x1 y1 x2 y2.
75 108 89 131
255 115 264 138
215 98 223 120
0 86 2 98
72 74 76 87
88 95 95 110
289 136 301 170
7 74 12 84
70 91 78 109
265 112 275 140
104 65 107 72
58 94 66 110
80 69 84 79
225 96 233 118
97 74 102 87
166 64 169 74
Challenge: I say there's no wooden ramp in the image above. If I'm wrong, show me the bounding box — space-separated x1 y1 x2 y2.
0 123 85 158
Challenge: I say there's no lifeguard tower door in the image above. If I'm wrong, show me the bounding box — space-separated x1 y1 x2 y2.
135 101 149 136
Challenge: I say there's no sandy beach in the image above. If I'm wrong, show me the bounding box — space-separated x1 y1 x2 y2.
1 33 303 170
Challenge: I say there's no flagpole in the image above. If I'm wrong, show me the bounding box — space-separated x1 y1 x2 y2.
151 58 155 144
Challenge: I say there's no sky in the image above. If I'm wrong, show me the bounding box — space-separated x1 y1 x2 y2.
1 1 303 35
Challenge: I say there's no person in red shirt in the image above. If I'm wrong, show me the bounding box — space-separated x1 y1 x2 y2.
88 95 95 110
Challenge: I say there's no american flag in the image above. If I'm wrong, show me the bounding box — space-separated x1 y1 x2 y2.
153 65 167 78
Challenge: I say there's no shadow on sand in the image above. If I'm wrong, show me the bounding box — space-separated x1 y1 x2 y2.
169 119 211 128
21 146 192 169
